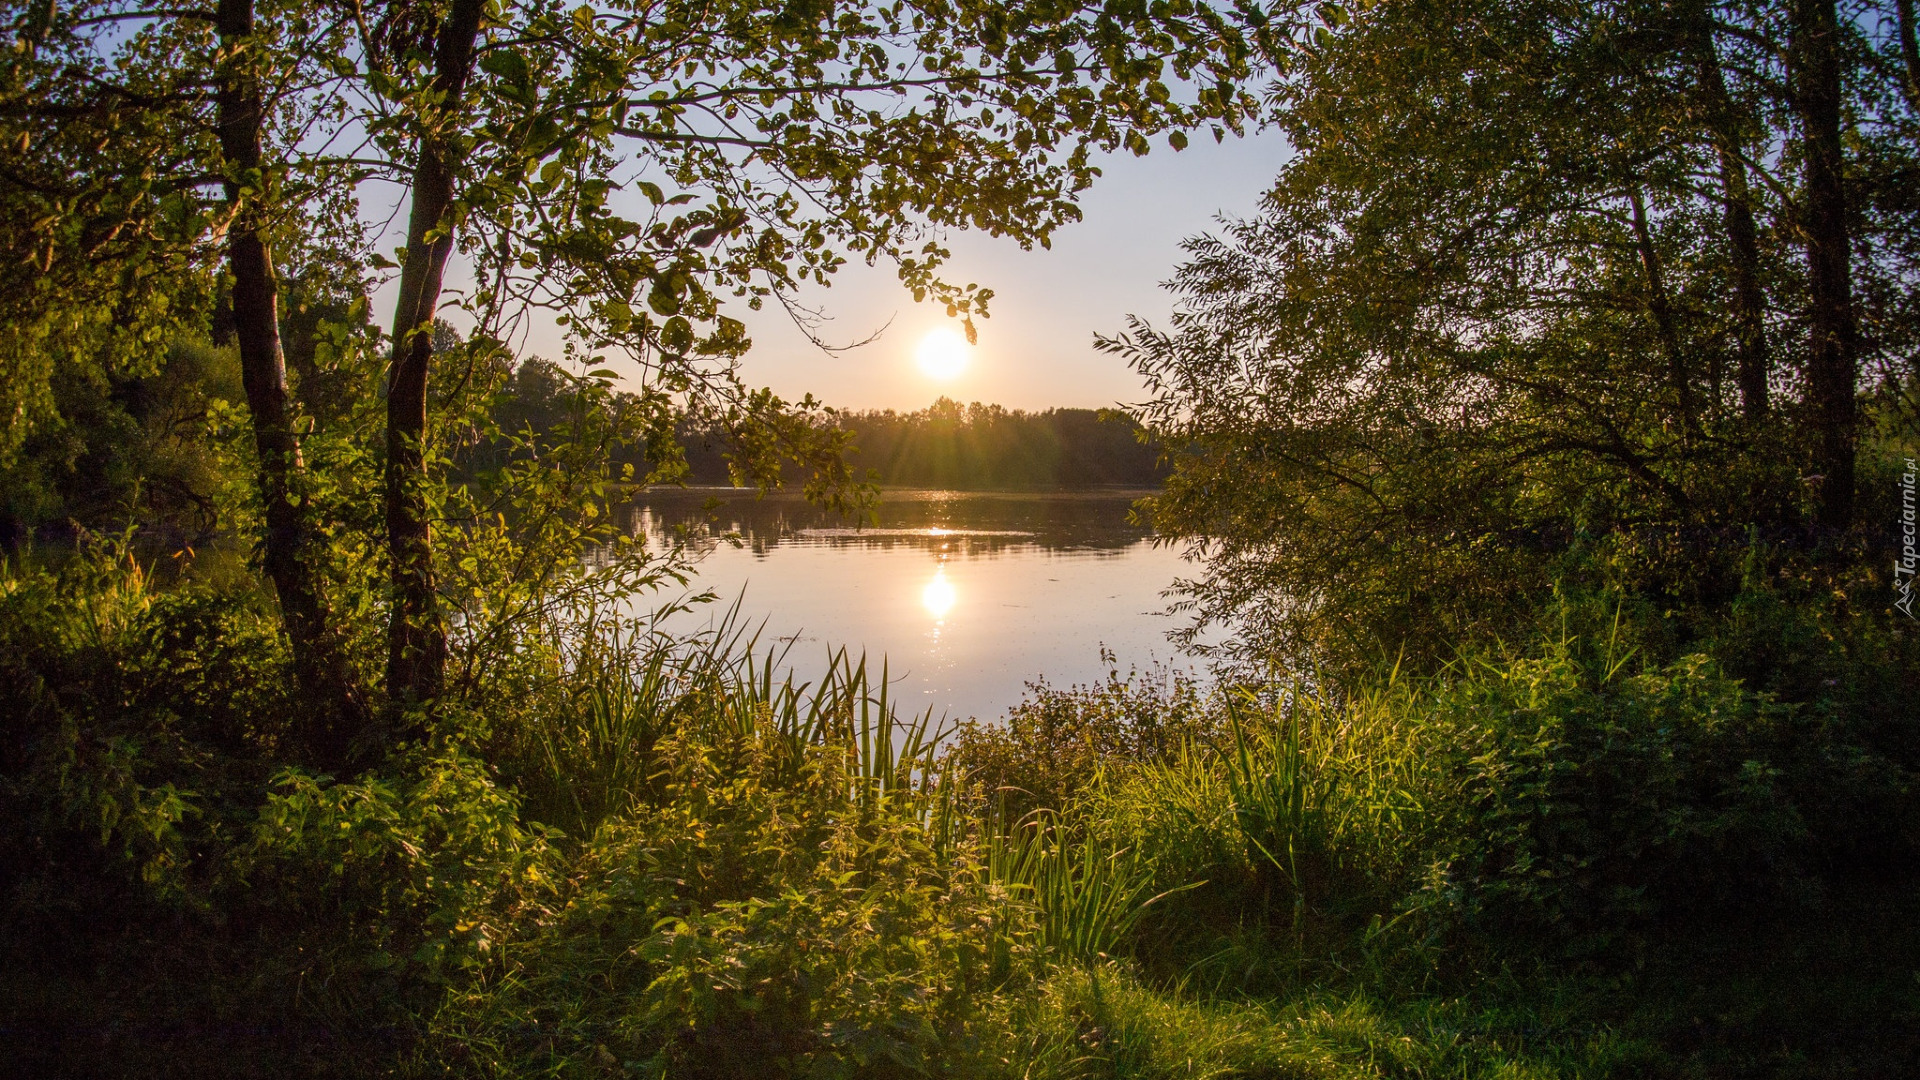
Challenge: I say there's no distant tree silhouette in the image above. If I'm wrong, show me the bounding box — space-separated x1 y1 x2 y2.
697 397 1166 489
481 371 1165 490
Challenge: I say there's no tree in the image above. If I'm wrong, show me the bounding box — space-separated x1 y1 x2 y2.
347 0 1267 707
1107 0 1917 672
4 0 374 759
215 0 371 748
5 0 1269 745
1792 0 1862 526
0 1 211 476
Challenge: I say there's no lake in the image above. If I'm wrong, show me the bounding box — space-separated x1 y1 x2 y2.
623 487 1196 723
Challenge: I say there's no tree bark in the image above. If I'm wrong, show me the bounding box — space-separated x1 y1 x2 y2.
383 0 486 710
1896 0 1920 112
1629 186 1696 434
1717 153 1770 420
1792 0 1859 528
217 0 365 763
1682 13 1771 420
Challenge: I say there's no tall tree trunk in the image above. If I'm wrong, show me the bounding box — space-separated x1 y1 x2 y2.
1792 0 1859 528
1682 12 1771 420
1896 0 1920 112
217 0 365 763
1629 186 1696 434
1717 153 1770 420
384 0 486 710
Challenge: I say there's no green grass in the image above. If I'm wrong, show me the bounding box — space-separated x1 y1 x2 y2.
3 551 1916 1078
502 597 952 841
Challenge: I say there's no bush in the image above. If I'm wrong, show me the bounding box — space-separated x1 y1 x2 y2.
1433 651 1821 944
425 731 1040 1078
229 749 555 984
946 662 1217 823
0 544 297 922
5 521 1914 1077
975 619 1916 975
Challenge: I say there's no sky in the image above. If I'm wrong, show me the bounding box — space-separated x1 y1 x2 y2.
723 129 1291 412
370 126 1291 414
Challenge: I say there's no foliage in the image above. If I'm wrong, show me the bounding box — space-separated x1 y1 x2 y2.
0 338 249 545
231 750 555 983
1420 646 1890 945
0 0 216 470
3 510 1919 1076
1109 0 1920 674
5 0 1918 1069
0 540 545 959
945 592 1916 982
487 374 1169 490
5 0 1275 721
948 661 1216 824
490 614 948 839
425 706 1035 1077
988 807 1179 965
826 399 1167 490
0 539 290 905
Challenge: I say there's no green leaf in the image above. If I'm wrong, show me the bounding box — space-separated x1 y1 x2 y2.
479 49 530 85
647 282 680 316
661 316 693 353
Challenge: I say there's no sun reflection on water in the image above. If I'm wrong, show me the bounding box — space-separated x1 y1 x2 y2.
920 565 957 620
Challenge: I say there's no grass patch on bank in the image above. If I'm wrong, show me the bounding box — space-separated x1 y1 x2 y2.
2 542 1916 1078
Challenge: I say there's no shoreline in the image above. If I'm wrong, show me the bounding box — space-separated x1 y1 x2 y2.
630 484 1163 500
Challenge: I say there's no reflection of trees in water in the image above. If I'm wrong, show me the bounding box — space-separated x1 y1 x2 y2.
621 489 1153 557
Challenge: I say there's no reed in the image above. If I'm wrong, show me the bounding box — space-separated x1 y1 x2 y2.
514 601 949 838
1211 669 1451 927
1221 689 1338 926
987 794 1199 964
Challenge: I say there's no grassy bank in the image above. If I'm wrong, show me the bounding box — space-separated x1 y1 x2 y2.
2 536 1914 1078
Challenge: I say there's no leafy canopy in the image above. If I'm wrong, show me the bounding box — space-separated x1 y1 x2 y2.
1107 0 1919 671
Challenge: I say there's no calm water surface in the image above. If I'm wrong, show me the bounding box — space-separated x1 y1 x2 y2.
623 488 1194 722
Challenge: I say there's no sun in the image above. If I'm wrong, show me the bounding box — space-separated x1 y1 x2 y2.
915 327 972 381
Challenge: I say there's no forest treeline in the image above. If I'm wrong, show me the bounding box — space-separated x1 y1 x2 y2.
490 359 1166 489
0 353 1160 550
492 359 1168 491
495 360 1167 490
688 395 1165 489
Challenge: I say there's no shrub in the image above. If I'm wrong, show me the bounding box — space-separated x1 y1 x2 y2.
229 748 556 983
0 543 298 918
984 624 1916 974
425 731 1040 1078
1420 643 1911 950
946 662 1217 823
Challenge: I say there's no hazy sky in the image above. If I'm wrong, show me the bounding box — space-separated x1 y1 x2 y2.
727 129 1291 412
376 127 1291 413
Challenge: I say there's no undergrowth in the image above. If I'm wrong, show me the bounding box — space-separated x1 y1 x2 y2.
2 538 1916 1078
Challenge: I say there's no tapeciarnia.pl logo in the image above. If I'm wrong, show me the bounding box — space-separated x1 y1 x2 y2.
1899 458 1917 618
